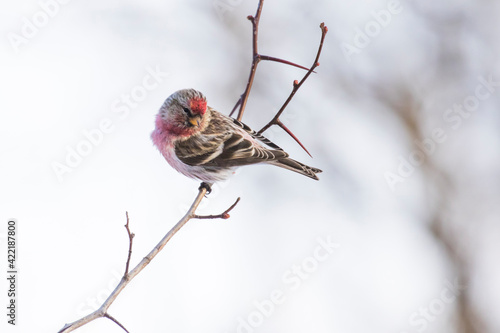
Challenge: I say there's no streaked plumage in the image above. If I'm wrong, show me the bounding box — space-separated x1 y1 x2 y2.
151 89 322 183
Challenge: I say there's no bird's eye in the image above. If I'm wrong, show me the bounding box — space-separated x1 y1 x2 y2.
182 107 190 114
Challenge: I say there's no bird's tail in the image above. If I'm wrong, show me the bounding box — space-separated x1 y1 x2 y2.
271 158 322 180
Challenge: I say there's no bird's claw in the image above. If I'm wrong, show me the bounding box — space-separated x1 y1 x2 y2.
199 182 212 195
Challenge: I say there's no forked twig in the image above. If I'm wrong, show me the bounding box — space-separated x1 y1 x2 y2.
58 186 239 333
229 0 313 122
258 23 328 157
229 0 327 157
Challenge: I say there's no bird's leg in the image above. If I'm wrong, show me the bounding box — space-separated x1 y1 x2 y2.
199 182 213 195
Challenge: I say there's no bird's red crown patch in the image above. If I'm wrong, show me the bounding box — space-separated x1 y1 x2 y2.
190 98 207 115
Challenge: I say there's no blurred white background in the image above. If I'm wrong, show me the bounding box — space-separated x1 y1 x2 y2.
1 0 499 332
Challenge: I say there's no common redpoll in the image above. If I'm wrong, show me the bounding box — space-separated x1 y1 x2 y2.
151 89 322 184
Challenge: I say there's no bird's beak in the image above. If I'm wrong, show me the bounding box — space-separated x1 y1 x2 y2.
188 117 200 127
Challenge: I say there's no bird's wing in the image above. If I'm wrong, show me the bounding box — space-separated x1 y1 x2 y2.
231 118 284 151
175 115 288 168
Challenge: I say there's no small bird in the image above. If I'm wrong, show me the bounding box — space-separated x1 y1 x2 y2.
151 89 322 187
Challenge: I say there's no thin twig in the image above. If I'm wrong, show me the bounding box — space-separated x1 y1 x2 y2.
229 96 242 117
259 55 315 72
104 313 130 333
276 119 312 157
229 0 264 121
58 185 239 333
227 0 327 157
124 211 134 276
193 197 241 219
228 0 314 121
257 22 328 156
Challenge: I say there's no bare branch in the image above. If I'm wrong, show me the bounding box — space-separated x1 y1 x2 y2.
124 211 134 276
227 0 327 157
257 23 328 156
193 197 241 219
227 1 315 121
58 185 239 333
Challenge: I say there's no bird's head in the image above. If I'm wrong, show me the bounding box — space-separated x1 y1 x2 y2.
157 89 209 136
